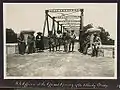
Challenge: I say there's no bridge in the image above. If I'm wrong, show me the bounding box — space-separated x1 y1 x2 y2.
6 9 115 78
42 9 83 39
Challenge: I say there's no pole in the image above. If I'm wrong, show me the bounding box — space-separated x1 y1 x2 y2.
52 17 56 35
63 26 65 33
113 47 115 58
79 9 84 52
57 21 59 32
46 10 50 34
43 14 47 37
61 24 63 33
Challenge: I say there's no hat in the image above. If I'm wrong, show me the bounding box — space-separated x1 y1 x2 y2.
57 30 61 33
48 31 52 34
71 30 74 32
94 33 97 36
66 30 69 32
37 32 42 34
63 32 66 34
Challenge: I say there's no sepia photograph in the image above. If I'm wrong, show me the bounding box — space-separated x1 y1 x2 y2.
3 3 117 79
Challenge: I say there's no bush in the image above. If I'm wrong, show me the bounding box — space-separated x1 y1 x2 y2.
6 28 17 43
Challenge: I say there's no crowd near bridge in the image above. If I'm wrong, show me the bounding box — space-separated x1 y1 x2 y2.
6 9 115 78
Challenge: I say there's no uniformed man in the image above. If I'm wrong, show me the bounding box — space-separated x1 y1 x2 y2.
69 30 76 52
83 35 90 54
66 30 71 44
92 33 101 57
17 32 26 55
36 32 44 52
48 31 55 52
62 31 70 52
56 30 62 51
27 33 35 54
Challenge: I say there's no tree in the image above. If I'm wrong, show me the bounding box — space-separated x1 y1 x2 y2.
98 26 114 45
79 24 93 52
6 28 17 43
83 23 93 32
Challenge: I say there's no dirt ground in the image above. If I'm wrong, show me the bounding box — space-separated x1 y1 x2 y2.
6 44 115 77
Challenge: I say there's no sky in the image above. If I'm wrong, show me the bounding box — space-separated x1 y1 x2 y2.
3 3 117 39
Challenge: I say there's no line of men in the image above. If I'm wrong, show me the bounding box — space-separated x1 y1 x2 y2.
48 30 76 52
17 30 76 55
18 29 101 57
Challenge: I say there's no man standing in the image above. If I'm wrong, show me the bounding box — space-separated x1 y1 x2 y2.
83 35 90 54
17 32 26 55
62 31 70 52
69 30 76 52
48 31 55 52
56 30 62 51
36 32 44 52
92 33 101 57
27 33 35 54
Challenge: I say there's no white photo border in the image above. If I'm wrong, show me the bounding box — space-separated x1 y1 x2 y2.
3 3 118 79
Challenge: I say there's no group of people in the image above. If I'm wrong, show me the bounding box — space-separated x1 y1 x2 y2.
48 30 76 52
17 29 101 57
80 32 101 57
17 32 44 55
17 29 76 55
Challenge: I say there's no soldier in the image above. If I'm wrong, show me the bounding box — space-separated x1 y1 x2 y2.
91 33 101 57
48 31 55 52
27 33 35 54
17 32 26 55
36 32 44 52
69 30 76 52
83 35 90 54
78 31 84 53
62 31 69 52
56 30 62 51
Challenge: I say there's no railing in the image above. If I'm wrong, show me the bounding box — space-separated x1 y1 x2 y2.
6 43 19 55
6 42 115 58
99 45 115 58
6 37 50 55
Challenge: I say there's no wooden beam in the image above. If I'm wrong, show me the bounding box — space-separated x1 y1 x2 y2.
58 20 80 22
48 9 83 12
54 15 80 19
45 10 50 33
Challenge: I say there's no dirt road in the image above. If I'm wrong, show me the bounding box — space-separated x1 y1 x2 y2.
6 44 115 77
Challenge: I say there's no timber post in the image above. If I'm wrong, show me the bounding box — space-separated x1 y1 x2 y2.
79 9 84 52
45 10 50 34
